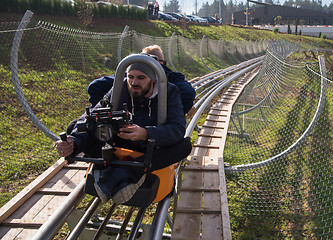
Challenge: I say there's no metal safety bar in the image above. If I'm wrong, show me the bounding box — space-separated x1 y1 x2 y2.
112 53 167 125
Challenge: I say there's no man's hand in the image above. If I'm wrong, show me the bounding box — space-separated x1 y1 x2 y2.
118 124 148 141
56 135 74 157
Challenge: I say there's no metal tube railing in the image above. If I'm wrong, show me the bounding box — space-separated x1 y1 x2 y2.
148 197 172 240
117 25 129 63
11 10 60 141
200 35 214 72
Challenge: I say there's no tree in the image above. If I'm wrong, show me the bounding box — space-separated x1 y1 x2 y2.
198 0 226 18
163 0 180 12
199 2 210 17
287 19 292 34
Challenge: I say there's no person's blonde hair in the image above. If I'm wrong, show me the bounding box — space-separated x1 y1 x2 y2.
142 45 164 60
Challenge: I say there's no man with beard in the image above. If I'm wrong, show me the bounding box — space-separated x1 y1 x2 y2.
87 45 195 115
56 60 192 203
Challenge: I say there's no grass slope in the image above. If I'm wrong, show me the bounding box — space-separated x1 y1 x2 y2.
1 12 333 49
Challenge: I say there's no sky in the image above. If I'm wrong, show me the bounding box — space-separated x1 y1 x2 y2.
156 0 331 15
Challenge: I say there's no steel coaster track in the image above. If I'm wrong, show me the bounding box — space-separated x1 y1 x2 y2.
0 56 263 239
2 9 271 240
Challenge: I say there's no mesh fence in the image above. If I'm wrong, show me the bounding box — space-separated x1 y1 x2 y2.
2 11 331 239
0 12 267 209
224 40 333 239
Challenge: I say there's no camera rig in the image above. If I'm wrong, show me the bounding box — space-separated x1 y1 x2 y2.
76 95 133 143
60 96 154 172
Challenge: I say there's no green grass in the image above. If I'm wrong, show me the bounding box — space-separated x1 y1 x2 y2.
1 12 332 238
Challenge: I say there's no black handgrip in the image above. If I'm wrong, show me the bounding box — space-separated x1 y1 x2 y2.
58 132 74 164
59 132 67 141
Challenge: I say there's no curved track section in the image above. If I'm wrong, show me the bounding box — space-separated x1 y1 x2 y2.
0 59 261 240
172 69 259 240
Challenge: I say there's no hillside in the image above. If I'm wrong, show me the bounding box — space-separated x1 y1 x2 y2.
2 12 333 49
1 11 332 239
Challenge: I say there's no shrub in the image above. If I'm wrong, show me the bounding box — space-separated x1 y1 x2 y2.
322 33 327 39
0 0 8 12
40 0 53 14
62 1 75 16
8 0 19 12
0 0 147 21
52 0 62 15
18 0 29 13
30 0 41 14
136 8 148 20
97 4 109 18
127 6 136 19
273 27 279 34
118 5 127 18
109 5 118 17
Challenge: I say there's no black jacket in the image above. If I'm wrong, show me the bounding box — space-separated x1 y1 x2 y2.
71 80 186 157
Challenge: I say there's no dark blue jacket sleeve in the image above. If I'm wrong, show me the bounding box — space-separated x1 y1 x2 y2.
87 75 115 108
162 65 196 114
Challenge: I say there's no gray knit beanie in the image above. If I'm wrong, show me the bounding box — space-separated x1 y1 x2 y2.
127 63 157 83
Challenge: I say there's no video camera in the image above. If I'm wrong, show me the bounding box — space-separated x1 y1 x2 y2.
76 95 133 143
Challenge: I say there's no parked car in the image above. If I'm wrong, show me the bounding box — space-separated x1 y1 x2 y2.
158 12 178 21
165 12 191 21
96 1 118 7
123 4 145 10
186 14 208 23
203 16 222 24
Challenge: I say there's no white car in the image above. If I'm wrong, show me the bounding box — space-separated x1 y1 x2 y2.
96 1 118 7
123 4 145 10
186 14 208 23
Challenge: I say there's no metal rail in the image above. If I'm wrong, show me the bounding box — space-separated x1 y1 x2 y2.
200 35 214 72
27 58 262 240
10 10 60 141
186 60 263 137
5 11 274 238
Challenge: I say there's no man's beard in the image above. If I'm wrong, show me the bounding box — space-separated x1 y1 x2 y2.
130 81 152 99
